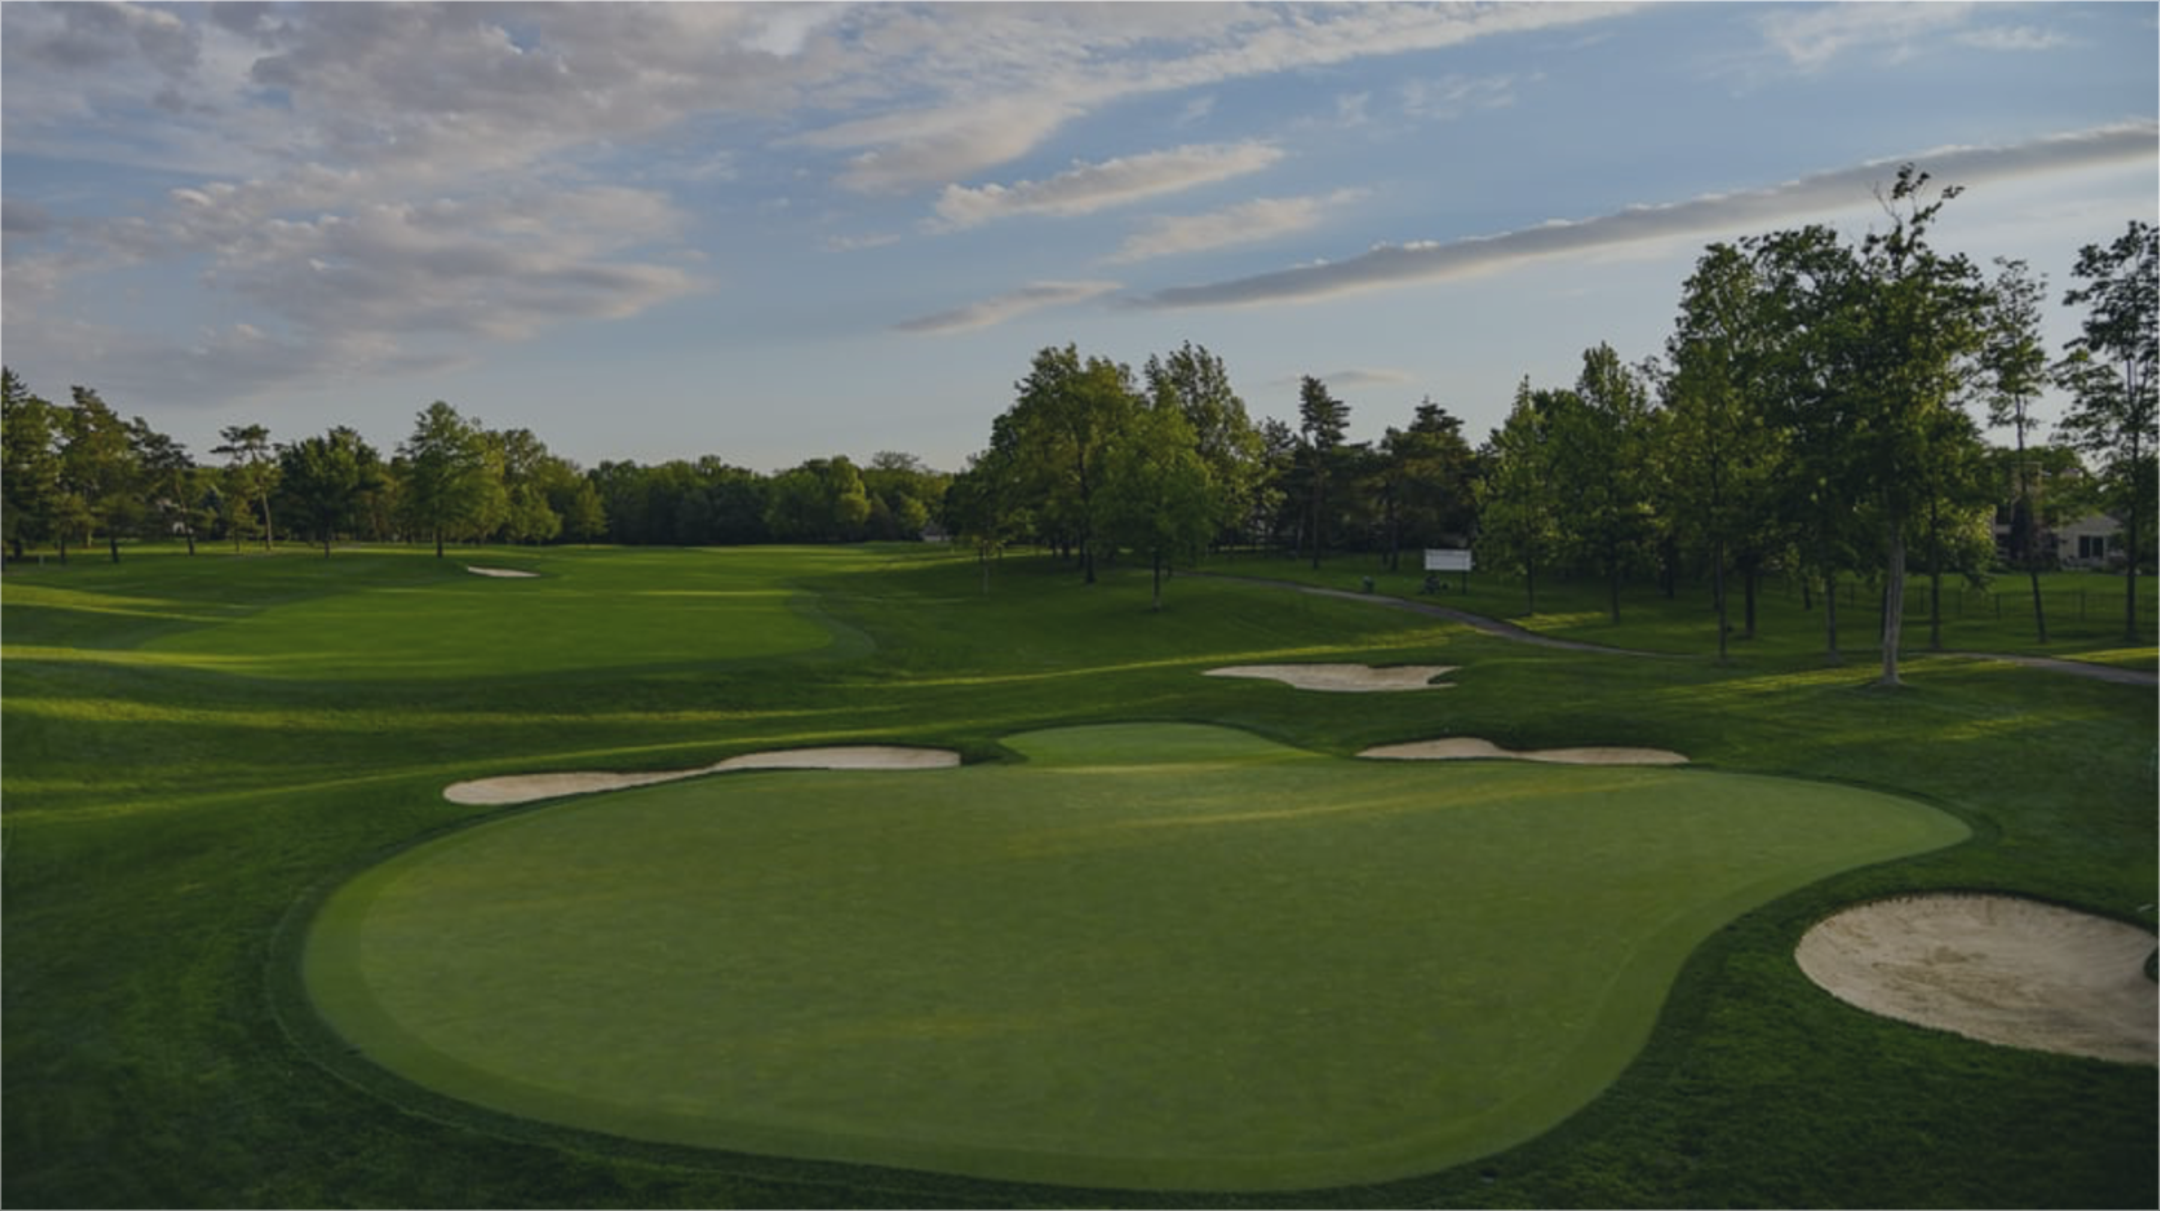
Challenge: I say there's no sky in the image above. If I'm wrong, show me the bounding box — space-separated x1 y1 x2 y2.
3 1 2155 475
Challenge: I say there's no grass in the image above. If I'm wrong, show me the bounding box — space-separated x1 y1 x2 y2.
3 541 2154 1208
300 723 1962 1192
1232 550 2160 666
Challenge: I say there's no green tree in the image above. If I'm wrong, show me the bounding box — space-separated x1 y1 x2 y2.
1979 256 2055 641
60 387 142 563
399 402 499 557
1664 242 1790 657
1748 223 1871 661
2 368 61 562
1477 378 1559 614
1001 345 1140 583
2055 219 2157 640
211 423 279 552
128 419 203 556
1099 399 1216 610
764 456 872 542
1379 398 1478 571
1547 344 1657 622
278 427 384 557
943 440 1029 594
556 477 608 545
1295 375 1351 568
1144 343 1264 551
1848 166 1990 686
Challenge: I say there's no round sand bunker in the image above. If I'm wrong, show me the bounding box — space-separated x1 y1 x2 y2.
1796 894 2157 1064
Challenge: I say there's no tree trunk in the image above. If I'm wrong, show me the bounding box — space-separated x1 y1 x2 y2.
1743 563 1759 639
1713 537 1728 664
108 532 120 563
1151 549 1164 612
1880 521 1907 687
435 527 445 558
2126 510 2143 642
1823 571 1840 662
1606 539 1622 623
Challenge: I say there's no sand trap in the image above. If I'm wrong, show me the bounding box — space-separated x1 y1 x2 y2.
1359 737 1689 766
444 745 961 806
1796 894 2158 1064
466 566 540 578
1206 664 1458 692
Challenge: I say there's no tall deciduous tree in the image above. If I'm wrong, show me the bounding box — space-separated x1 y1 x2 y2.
2055 219 2157 641
1144 343 1263 551
1979 256 2054 642
1477 378 1558 614
129 419 202 555
279 427 383 556
1548 343 1656 622
1003 345 1139 584
1099 399 1215 611
1664 242 1787 659
1849 166 1989 687
399 401 498 557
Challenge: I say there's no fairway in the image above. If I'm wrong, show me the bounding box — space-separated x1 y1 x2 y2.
303 722 1966 1191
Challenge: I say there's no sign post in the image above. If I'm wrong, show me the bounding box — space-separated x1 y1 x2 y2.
1423 548 1473 594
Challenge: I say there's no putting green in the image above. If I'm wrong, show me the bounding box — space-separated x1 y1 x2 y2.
302 724 1966 1191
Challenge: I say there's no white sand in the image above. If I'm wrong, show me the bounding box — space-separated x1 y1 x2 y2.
444 745 961 806
1796 894 2158 1064
465 566 540 578
1359 737 1689 766
1206 664 1458 692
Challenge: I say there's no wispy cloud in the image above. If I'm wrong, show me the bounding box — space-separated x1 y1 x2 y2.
1136 123 2158 312
1105 189 1364 265
1955 26 2070 53
1758 2 1976 71
892 280 1120 335
930 142 1284 231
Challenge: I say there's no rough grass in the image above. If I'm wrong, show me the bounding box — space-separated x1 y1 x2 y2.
3 542 2153 1208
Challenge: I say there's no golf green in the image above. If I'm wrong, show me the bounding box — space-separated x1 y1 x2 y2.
302 723 1967 1191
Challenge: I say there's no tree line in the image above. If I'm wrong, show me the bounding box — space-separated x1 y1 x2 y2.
941 177 2151 671
3 166 2150 663
0 391 951 560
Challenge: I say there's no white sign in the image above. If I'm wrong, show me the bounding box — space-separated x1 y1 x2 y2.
1424 548 1473 572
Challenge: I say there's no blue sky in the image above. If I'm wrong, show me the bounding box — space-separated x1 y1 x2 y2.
3 2 2154 474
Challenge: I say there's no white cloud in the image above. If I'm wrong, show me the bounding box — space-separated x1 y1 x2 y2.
892 281 1121 336
930 142 1285 231
793 2 1636 191
1955 26 2071 53
1398 73 1530 122
1757 3 1976 71
1137 122 2160 311
1106 190 1365 265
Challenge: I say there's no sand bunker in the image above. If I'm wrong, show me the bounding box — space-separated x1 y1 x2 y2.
465 566 540 578
1206 664 1458 692
1359 737 1688 766
444 746 961 806
1796 894 2157 1064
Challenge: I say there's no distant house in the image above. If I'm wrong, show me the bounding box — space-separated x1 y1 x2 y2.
2057 514 2123 569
